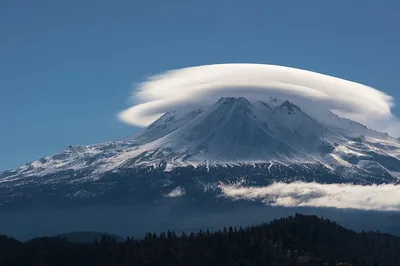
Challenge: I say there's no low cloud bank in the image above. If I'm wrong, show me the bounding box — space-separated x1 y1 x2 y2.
219 181 400 211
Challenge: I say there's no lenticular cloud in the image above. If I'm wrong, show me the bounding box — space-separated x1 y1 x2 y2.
118 63 398 135
219 182 400 211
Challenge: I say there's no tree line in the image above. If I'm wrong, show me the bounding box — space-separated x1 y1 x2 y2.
1 213 399 266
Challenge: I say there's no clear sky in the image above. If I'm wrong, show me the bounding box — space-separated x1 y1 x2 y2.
1 0 399 170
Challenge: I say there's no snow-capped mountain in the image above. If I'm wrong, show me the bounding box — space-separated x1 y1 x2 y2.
1 96 400 189
2 96 400 240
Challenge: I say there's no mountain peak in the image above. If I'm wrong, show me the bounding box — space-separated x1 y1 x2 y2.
216 97 251 106
213 97 254 118
278 100 302 114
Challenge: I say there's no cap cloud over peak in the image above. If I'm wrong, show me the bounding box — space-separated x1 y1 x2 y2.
118 64 399 136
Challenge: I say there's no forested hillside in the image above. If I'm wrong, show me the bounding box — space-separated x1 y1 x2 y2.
1 214 399 266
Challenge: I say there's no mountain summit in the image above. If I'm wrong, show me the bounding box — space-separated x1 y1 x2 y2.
129 96 327 165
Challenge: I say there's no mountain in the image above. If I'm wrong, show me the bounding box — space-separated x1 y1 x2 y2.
1 97 400 238
1 97 399 186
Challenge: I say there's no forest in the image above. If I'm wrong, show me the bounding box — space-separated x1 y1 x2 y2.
1 213 399 266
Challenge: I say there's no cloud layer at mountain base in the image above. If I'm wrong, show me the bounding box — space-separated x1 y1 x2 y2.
118 64 399 135
219 181 400 211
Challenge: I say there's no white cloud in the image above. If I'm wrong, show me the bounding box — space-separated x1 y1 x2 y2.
118 63 398 135
166 186 186 198
219 181 400 211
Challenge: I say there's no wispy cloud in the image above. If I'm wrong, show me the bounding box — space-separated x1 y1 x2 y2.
219 181 400 211
118 64 398 135
166 186 186 198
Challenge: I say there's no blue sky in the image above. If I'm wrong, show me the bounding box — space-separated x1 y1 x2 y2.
1 0 399 170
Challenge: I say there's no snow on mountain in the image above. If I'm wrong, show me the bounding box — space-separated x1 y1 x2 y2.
1 97 400 184
128 108 205 144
